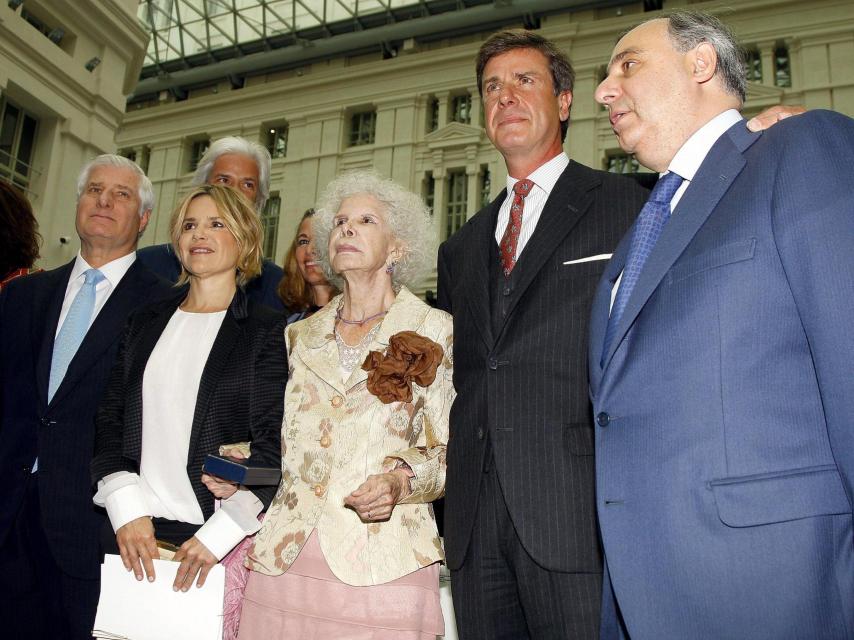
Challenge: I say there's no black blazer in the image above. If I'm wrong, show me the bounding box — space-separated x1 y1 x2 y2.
136 243 286 312
0 259 173 579
437 161 648 572
91 288 287 518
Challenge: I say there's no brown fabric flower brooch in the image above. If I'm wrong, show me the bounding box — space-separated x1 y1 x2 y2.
361 331 443 404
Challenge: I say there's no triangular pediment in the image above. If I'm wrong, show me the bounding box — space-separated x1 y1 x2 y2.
745 81 785 105
424 121 485 148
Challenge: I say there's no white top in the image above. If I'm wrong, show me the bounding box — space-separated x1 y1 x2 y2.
494 152 570 260
56 251 136 337
610 109 743 309
93 308 263 560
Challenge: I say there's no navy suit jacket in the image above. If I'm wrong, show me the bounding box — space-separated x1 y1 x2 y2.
0 259 173 579
137 243 286 312
590 111 854 639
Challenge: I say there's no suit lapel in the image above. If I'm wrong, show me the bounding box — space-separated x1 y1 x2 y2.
589 231 632 391
601 130 748 370
463 195 503 351
497 162 598 339
295 300 347 396
49 262 158 407
35 262 75 409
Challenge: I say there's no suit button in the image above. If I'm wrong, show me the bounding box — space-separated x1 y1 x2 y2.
477 428 484 440
596 412 610 427
488 358 498 370
331 395 344 408
21 466 31 473
502 286 511 296
40 417 51 427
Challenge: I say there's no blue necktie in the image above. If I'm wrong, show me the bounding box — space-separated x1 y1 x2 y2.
602 171 684 365
48 268 105 401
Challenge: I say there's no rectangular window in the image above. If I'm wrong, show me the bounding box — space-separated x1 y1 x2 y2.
479 166 491 209
451 94 471 124
189 139 209 172
0 97 39 191
266 124 288 158
774 45 791 87
445 170 468 239
423 172 435 213
428 98 439 132
744 48 762 82
349 110 376 147
261 194 281 260
606 153 639 174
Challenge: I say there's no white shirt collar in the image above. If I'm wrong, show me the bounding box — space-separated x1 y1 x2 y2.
506 152 569 196
71 250 137 288
667 109 743 181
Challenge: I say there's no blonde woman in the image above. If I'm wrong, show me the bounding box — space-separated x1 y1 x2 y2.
240 171 454 638
92 184 286 593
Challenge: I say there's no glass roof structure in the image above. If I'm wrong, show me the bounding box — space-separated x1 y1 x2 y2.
133 0 640 98
138 0 491 76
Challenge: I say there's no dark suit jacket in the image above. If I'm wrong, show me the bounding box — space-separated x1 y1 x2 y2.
136 243 286 312
437 160 648 572
590 112 854 638
0 259 173 579
91 288 287 517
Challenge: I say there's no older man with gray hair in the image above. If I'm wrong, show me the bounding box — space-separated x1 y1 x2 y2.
0 154 173 639
591 11 854 638
137 136 285 310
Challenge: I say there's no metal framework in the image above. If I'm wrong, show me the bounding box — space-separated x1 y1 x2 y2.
134 0 637 99
139 0 492 78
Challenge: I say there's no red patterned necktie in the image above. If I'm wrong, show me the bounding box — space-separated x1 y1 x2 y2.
499 179 534 276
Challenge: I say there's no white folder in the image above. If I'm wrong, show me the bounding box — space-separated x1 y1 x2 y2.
93 554 224 640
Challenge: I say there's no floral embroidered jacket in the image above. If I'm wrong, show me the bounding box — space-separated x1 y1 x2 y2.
247 286 454 586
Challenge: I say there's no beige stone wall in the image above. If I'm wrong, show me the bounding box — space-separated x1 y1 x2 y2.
0 0 148 268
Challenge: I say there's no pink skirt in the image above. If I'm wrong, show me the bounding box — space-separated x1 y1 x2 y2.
238 532 444 639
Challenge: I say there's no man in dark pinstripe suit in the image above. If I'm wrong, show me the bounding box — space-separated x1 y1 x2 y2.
437 31 647 639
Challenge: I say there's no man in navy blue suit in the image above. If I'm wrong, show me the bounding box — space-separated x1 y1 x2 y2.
0 155 172 638
590 11 854 639
136 136 285 311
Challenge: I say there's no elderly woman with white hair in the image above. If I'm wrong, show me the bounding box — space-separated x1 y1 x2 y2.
238 171 454 639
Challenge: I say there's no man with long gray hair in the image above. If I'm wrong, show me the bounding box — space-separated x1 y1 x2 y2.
137 136 285 310
591 11 854 637
0 155 172 638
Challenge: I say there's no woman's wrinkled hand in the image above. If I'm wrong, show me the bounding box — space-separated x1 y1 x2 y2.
201 447 247 499
344 470 411 522
116 516 159 582
201 473 239 499
173 536 217 591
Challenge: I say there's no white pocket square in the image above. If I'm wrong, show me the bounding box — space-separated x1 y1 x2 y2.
563 253 613 265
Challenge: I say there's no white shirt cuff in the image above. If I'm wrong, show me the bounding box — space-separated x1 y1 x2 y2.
194 490 263 560
97 475 152 533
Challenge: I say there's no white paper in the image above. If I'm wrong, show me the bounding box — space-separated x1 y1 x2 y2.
94 554 224 640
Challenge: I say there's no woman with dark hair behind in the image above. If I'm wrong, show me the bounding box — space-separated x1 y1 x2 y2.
278 209 338 324
0 181 42 290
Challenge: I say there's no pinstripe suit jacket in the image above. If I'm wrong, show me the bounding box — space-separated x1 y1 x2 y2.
91 288 287 518
437 160 647 572
0 259 173 579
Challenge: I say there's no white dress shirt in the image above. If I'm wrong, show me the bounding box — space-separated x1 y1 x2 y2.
93 309 263 560
34 251 137 473
494 152 570 260
610 109 743 309
55 251 136 337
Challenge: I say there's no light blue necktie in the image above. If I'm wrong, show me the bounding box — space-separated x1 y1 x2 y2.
48 268 105 401
602 171 684 366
